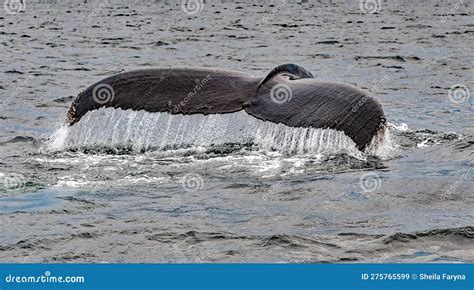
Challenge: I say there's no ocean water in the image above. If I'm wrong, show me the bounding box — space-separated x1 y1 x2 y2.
0 0 473 263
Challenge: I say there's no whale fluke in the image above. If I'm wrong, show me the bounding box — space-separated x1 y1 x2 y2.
67 64 385 150
67 68 257 125
248 78 385 151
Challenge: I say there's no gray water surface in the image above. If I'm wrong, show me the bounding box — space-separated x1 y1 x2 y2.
0 0 473 263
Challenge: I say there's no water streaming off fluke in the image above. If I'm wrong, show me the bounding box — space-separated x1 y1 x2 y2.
48 108 396 159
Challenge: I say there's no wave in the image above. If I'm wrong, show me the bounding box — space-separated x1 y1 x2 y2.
383 226 474 244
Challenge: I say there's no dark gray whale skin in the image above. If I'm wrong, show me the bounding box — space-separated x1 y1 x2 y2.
67 64 385 150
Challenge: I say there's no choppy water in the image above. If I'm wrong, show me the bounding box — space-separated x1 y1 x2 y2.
0 0 473 263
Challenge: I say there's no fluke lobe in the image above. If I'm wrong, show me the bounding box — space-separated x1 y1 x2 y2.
67 64 386 150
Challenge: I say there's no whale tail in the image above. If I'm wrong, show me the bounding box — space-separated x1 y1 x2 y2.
66 64 385 150
248 64 386 150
